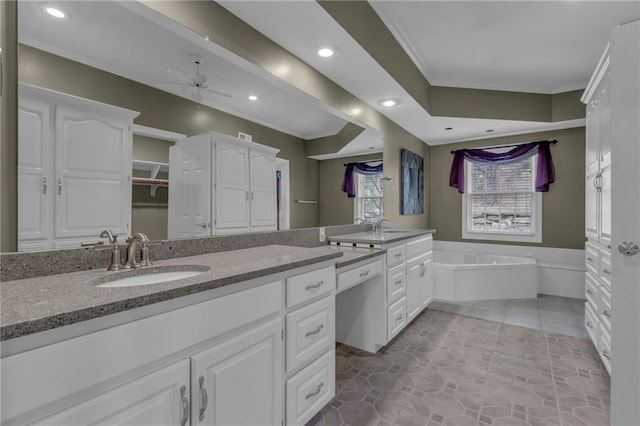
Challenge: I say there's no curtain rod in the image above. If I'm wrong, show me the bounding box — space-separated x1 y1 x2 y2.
450 140 557 155
343 158 383 166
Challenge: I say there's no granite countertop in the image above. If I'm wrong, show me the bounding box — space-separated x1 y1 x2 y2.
329 246 385 269
328 228 436 245
1 245 342 341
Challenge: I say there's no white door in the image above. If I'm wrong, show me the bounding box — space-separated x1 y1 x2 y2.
249 149 276 230
18 98 52 250
421 256 433 307
190 319 283 426
610 21 640 426
33 359 190 426
405 257 422 320
54 106 131 242
215 141 250 232
168 135 212 238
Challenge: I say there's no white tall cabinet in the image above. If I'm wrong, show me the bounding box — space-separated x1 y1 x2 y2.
582 45 613 374
168 132 279 238
18 84 139 251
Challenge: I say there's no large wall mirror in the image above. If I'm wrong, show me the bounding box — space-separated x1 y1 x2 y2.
13 1 383 252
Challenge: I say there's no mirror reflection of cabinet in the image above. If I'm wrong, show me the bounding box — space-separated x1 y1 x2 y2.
168 132 279 238
18 84 139 251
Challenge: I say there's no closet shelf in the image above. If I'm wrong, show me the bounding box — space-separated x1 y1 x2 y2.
132 159 169 197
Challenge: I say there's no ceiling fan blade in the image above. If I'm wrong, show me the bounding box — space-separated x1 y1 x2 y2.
168 67 193 80
158 81 187 86
204 87 233 98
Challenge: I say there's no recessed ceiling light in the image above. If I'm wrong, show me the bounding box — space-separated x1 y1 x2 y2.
248 95 258 101
445 127 453 131
351 107 362 116
368 146 375 150
317 46 336 58
45 7 65 18
380 99 398 107
486 129 494 133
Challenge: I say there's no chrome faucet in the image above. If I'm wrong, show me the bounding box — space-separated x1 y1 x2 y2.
82 230 122 271
124 233 149 269
373 218 390 235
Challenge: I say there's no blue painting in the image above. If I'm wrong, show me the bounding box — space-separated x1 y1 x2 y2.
401 149 424 215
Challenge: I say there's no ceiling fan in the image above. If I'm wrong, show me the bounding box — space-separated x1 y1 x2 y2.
162 55 233 102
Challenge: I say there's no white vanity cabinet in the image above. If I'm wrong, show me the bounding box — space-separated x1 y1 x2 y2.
18 84 139 251
168 132 279 238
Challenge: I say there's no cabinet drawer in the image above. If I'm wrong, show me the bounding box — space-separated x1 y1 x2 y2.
585 243 600 276
286 296 335 373
599 323 611 374
286 350 335 426
585 272 599 312
387 263 406 305
337 259 383 293
386 245 406 267
286 266 335 308
387 296 407 341
585 302 599 346
599 250 612 289
406 236 433 260
598 285 612 332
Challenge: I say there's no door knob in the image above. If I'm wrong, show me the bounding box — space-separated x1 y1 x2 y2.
618 242 640 256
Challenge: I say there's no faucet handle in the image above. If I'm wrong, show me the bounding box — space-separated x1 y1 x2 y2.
99 230 119 245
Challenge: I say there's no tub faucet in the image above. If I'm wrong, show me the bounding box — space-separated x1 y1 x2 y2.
374 218 390 235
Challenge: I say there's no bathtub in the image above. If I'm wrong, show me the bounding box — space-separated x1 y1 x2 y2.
433 251 537 302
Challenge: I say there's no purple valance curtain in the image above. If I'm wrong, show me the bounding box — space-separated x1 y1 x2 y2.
449 141 556 194
342 162 383 198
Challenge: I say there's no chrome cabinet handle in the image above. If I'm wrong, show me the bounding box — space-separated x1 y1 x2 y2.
42 177 48 194
603 310 611 318
603 269 611 275
394 253 402 258
251 192 254 201
198 376 208 421
586 257 594 262
395 280 402 286
420 263 426 277
602 350 611 361
305 281 324 290
586 289 594 295
359 270 370 278
196 222 209 229
305 382 324 400
179 385 190 426
245 191 249 201
57 178 62 195
586 321 594 329
305 324 324 338
395 315 403 321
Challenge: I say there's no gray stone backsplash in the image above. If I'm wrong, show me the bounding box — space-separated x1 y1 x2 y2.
0 224 370 282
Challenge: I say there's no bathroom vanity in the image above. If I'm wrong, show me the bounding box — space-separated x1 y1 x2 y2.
1 246 340 426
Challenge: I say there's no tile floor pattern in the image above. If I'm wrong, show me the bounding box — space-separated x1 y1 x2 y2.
307 308 609 426
429 296 587 339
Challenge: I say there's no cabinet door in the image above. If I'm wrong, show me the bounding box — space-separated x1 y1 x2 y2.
585 100 599 178
18 98 52 249
191 318 283 426
406 257 422 320
33 359 190 426
215 141 250 231
249 149 277 229
599 162 612 248
54 106 131 241
421 255 433 307
168 136 212 238
597 72 611 169
586 167 600 241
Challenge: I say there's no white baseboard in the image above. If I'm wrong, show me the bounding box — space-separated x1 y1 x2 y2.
434 241 586 299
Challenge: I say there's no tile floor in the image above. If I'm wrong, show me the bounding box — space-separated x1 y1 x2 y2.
308 305 609 426
429 296 587 339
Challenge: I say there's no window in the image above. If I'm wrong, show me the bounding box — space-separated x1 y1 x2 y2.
463 155 542 243
354 171 384 223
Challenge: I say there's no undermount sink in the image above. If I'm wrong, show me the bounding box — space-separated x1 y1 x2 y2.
92 265 210 288
380 230 413 234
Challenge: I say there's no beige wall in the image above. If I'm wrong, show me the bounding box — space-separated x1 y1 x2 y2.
1 0 18 252
318 153 382 226
18 44 321 231
428 127 586 249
